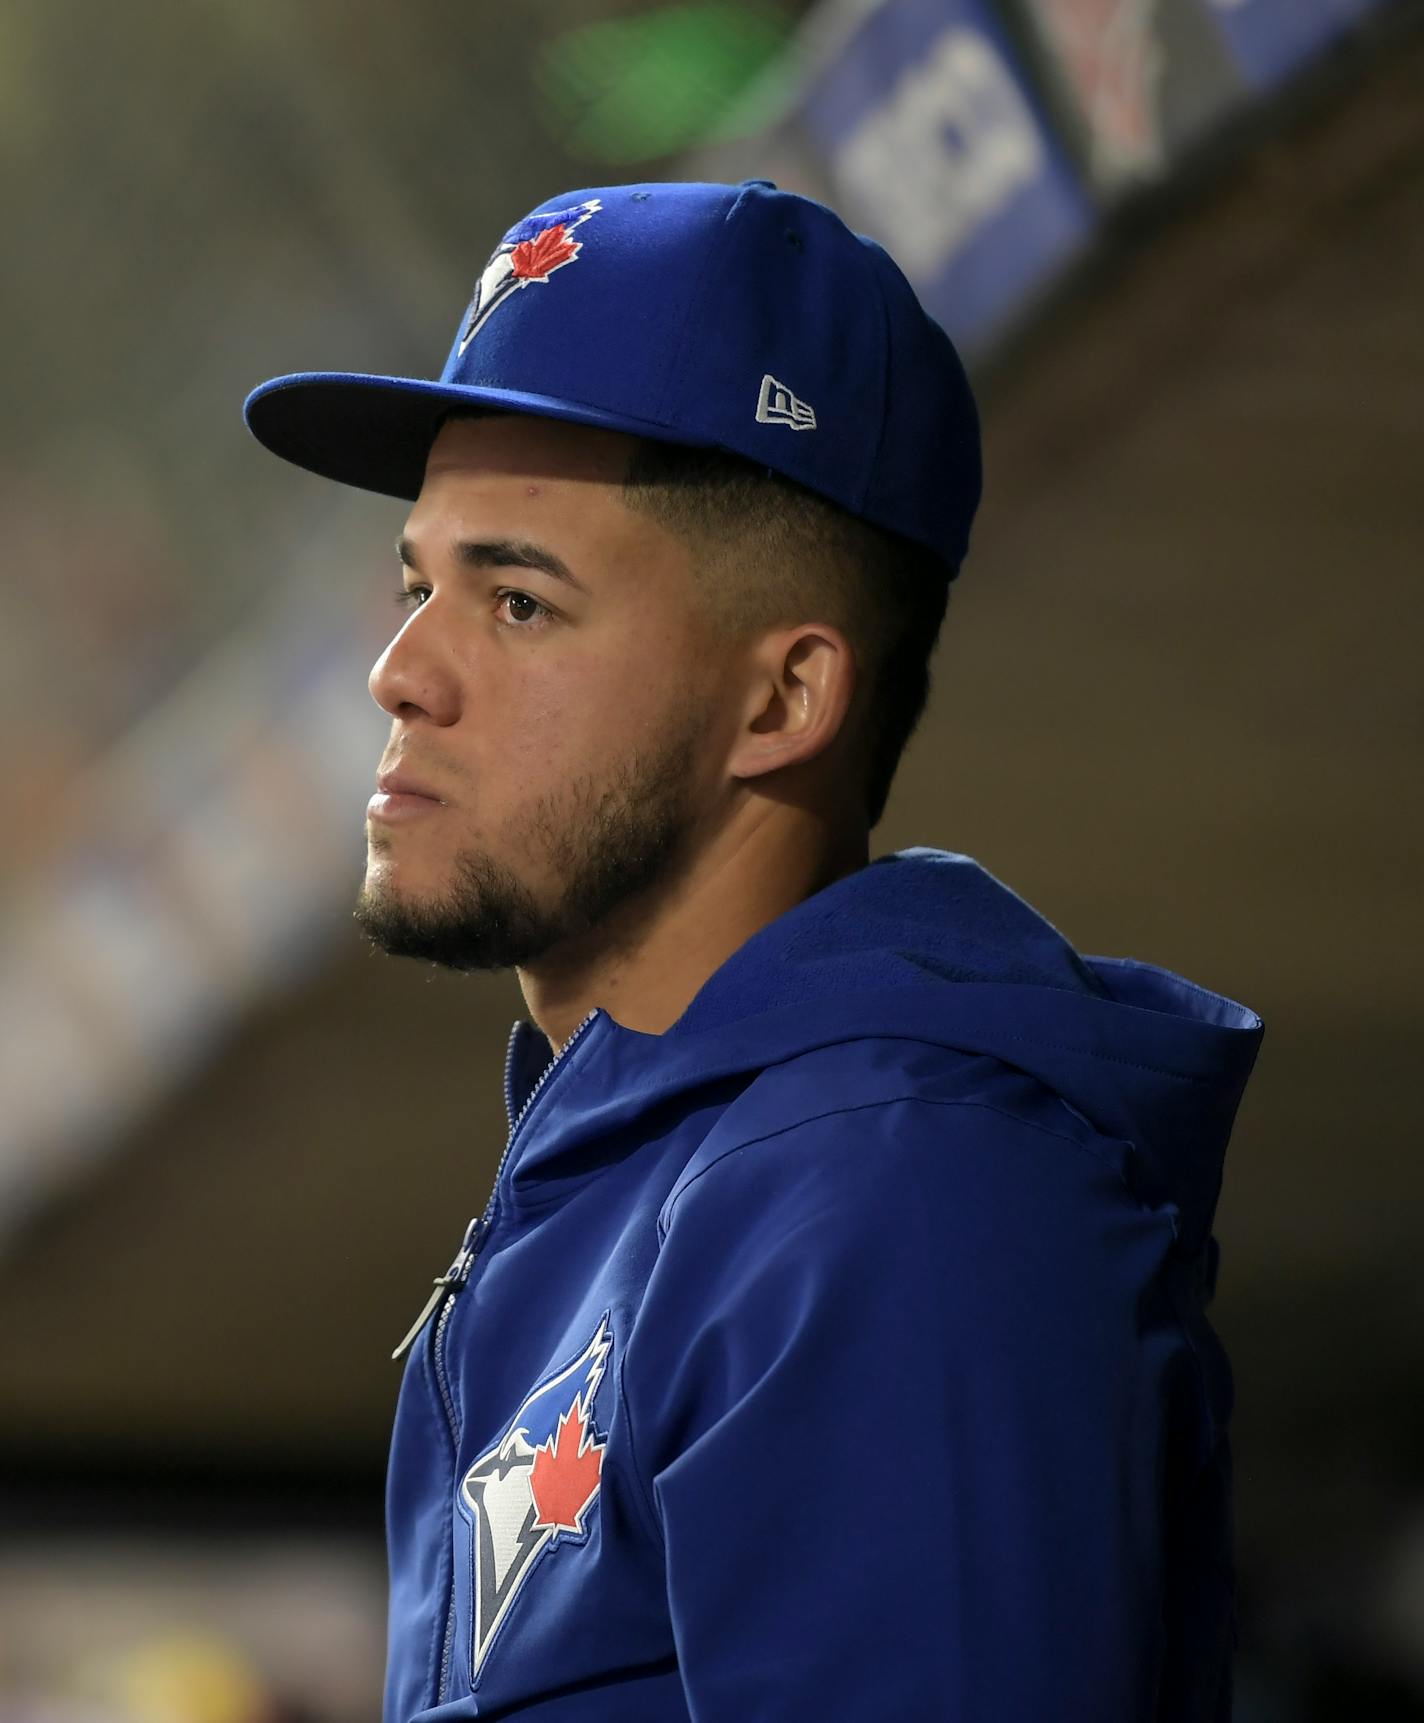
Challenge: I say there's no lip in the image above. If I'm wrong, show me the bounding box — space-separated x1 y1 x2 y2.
376 768 446 802
368 790 444 822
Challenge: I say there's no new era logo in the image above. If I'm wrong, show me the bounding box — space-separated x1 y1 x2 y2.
755 373 817 431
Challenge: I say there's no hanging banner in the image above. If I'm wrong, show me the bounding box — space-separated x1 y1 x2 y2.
997 0 1246 192
798 0 1096 352
1201 0 1387 90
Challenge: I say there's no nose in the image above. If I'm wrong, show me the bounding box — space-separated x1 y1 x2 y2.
368 605 460 725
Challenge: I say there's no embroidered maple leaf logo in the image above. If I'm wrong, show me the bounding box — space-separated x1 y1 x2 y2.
509 224 580 283
529 1398 605 1535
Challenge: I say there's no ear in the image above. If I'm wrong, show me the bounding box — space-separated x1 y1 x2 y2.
725 623 859 787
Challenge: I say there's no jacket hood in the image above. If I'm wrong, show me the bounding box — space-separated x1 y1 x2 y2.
503 847 1264 1262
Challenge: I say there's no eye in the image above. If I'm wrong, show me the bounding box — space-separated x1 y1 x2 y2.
392 583 553 630
494 588 553 630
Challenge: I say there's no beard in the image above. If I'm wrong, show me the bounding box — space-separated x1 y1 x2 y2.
352 710 707 975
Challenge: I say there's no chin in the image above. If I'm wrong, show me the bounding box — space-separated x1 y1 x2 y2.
363 852 430 896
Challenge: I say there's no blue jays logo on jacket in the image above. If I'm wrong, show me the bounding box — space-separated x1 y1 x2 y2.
459 1313 613 1679
457 198 602 356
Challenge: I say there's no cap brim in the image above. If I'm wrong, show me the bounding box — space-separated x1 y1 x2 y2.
243 371 707 500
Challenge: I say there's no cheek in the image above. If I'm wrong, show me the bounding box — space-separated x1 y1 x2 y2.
483 626 699 784
487 662 611 780
600 617 705 719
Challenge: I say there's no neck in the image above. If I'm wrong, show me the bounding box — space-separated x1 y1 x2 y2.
520 810 869 1052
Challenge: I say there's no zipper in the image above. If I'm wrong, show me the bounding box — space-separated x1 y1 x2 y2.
432 1270 467 1707
390 1212 484 1363
388 1007 603 1364
503 1007 603 1147
388 1006 603 1706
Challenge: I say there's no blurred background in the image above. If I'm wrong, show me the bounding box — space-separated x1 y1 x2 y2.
2 0 1421 1717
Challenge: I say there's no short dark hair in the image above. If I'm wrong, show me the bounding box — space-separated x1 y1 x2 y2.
620 439 957 831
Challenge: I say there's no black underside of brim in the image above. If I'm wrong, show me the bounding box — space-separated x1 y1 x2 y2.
244 378 482 500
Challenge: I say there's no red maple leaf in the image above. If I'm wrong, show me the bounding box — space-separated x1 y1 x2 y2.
529 1399 604 1534
509 225 579 282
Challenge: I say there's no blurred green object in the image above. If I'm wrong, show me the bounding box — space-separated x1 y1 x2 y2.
535 1 796 163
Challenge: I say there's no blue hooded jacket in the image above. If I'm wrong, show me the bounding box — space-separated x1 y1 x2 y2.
382 847 1264 1721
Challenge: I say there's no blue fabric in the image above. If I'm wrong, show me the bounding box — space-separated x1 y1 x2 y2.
383 846 1263 1721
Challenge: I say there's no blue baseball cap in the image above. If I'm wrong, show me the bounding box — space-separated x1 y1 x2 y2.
244 178 982 568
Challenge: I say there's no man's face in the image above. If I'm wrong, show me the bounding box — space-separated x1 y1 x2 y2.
353 412 728 975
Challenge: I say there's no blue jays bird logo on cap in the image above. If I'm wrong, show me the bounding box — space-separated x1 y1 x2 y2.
459 1313 613 1679
457 199 602 356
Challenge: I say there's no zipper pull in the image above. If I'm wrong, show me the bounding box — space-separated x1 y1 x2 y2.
391 1216 483 1362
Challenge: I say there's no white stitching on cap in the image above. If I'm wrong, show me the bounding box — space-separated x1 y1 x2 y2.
755 373 817 430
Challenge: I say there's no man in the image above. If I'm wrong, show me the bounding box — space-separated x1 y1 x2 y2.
244 180 1264 1721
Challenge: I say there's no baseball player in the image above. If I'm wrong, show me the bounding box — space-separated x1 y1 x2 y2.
244 179 1265 1721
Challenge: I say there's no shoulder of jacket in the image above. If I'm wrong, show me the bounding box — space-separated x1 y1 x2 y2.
656 1037 1091 1243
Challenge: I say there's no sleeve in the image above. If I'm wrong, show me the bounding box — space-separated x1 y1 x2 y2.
619 1096 1188 1722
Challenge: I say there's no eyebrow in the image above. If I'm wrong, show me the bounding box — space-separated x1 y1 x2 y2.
395 534 589 596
